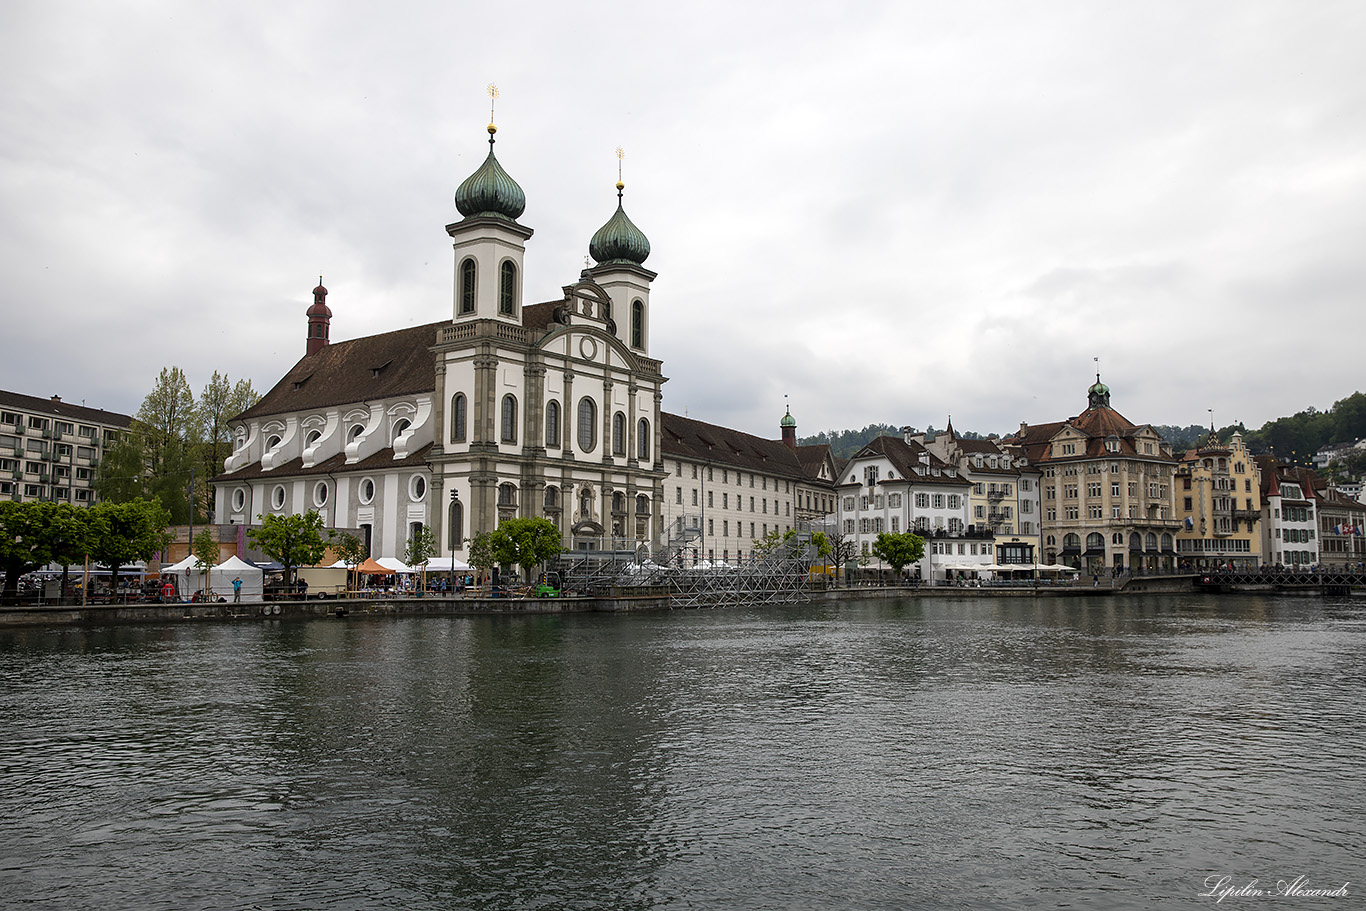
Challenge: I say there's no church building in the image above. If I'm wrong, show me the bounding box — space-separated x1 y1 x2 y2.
214 120 667 559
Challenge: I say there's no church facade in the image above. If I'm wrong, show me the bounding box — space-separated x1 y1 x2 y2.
214 122 667 559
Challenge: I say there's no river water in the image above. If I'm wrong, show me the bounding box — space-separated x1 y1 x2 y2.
0 594 1361 910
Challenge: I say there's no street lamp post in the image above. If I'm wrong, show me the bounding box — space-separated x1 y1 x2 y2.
449 488 458 594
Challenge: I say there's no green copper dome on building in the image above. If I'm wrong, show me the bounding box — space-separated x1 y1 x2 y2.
589 183 650 266
1087 374 1111 409
780 407 797 428
454 126 526 221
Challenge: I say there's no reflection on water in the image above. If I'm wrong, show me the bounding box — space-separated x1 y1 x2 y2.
0 594 1361 910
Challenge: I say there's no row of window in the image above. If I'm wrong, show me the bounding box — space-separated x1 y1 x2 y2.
456 259 649 349
449 393 651 458
0 413 116 442
675 461 795 493
0 482 91 501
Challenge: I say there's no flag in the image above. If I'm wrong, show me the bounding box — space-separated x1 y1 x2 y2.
1184 516 1193 530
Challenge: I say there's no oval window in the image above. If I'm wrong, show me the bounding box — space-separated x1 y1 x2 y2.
313 482 328 507
411 475 427 501
232 488 246 511
359 478 375 504
271 485 286 510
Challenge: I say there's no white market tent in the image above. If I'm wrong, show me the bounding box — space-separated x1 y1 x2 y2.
424 557 473 573
376 557 414 574
212 555 264 602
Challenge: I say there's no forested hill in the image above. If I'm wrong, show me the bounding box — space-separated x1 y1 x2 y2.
800 391 1366 466
800 422 989 460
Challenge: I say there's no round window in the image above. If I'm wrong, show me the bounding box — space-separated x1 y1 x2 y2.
359 478 375 504
232 488 246 511
411 475 427 501
313 482 328 507
271 485 286 510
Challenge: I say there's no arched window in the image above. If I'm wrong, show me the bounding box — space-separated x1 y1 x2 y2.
545 400 561 448
499 261 516 315
348 423 365 442
501 395 517 443
449 499 463 549
637 418 650 460
1087 532 1105 551
631 299 644 348
392 418 411 443
1145 533 1158 550
612 411 626 455
636 494 649 515
451 393 467 442
544 486 559 509
1063 533 1081 550
305 429 322 447
612 491 625 513
577 397 596 451
498 483 517 507
459 259 477 315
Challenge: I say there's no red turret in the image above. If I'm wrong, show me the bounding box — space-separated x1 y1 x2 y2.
306 277 331 356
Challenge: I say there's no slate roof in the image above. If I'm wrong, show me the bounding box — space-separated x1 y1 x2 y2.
0 389 132 427
661 412 812 482
237 322 444 422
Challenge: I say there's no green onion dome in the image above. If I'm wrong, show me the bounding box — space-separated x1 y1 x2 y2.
780 408 797 429
454 125 526 221
589 183 651 266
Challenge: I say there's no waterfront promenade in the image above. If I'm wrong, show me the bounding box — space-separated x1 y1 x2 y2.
7 570 1361 627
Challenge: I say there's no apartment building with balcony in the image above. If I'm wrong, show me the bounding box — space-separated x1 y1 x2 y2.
911 422 1043 567
1174 431 1262 570
0 390 132 506
835 434 982 581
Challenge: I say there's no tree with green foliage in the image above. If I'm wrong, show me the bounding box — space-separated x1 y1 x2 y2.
403 524 439 590
196 372 259 520
46 503 94 598
248 511 328 586
467 531 496 585
93 432 149 505
330 530 366 592
871 532 926 577
88 499 173 595
190 528 219 597
0 501 56 598
487 517 564 583
137 367 200 523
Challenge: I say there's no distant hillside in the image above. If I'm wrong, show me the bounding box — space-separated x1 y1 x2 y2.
800 422 989 460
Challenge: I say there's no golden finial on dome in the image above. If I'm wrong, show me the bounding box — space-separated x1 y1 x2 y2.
615 146 625 191
486 83 499 134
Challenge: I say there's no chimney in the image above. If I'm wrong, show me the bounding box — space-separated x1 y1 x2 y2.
50 395 62 403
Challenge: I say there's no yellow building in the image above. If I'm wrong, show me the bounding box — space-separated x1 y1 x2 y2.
1174 431 1263 570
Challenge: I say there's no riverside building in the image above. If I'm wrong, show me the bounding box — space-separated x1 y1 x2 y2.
1173 431 1263 571
1006 377 1180 574
215 118 667 559
0 390 132 506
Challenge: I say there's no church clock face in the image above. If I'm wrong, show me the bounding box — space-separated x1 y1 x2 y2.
579 337 598 361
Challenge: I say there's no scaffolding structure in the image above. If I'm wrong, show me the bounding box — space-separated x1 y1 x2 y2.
552 515 819 608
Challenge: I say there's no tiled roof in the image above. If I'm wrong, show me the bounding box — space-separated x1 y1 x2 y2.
237 322 444 422
0 389 132 427
794 443 834 481
661 412 811 482
1007 406 1174 464
843 435 970 487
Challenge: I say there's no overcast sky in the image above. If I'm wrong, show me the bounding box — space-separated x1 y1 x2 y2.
3 1 1363 441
